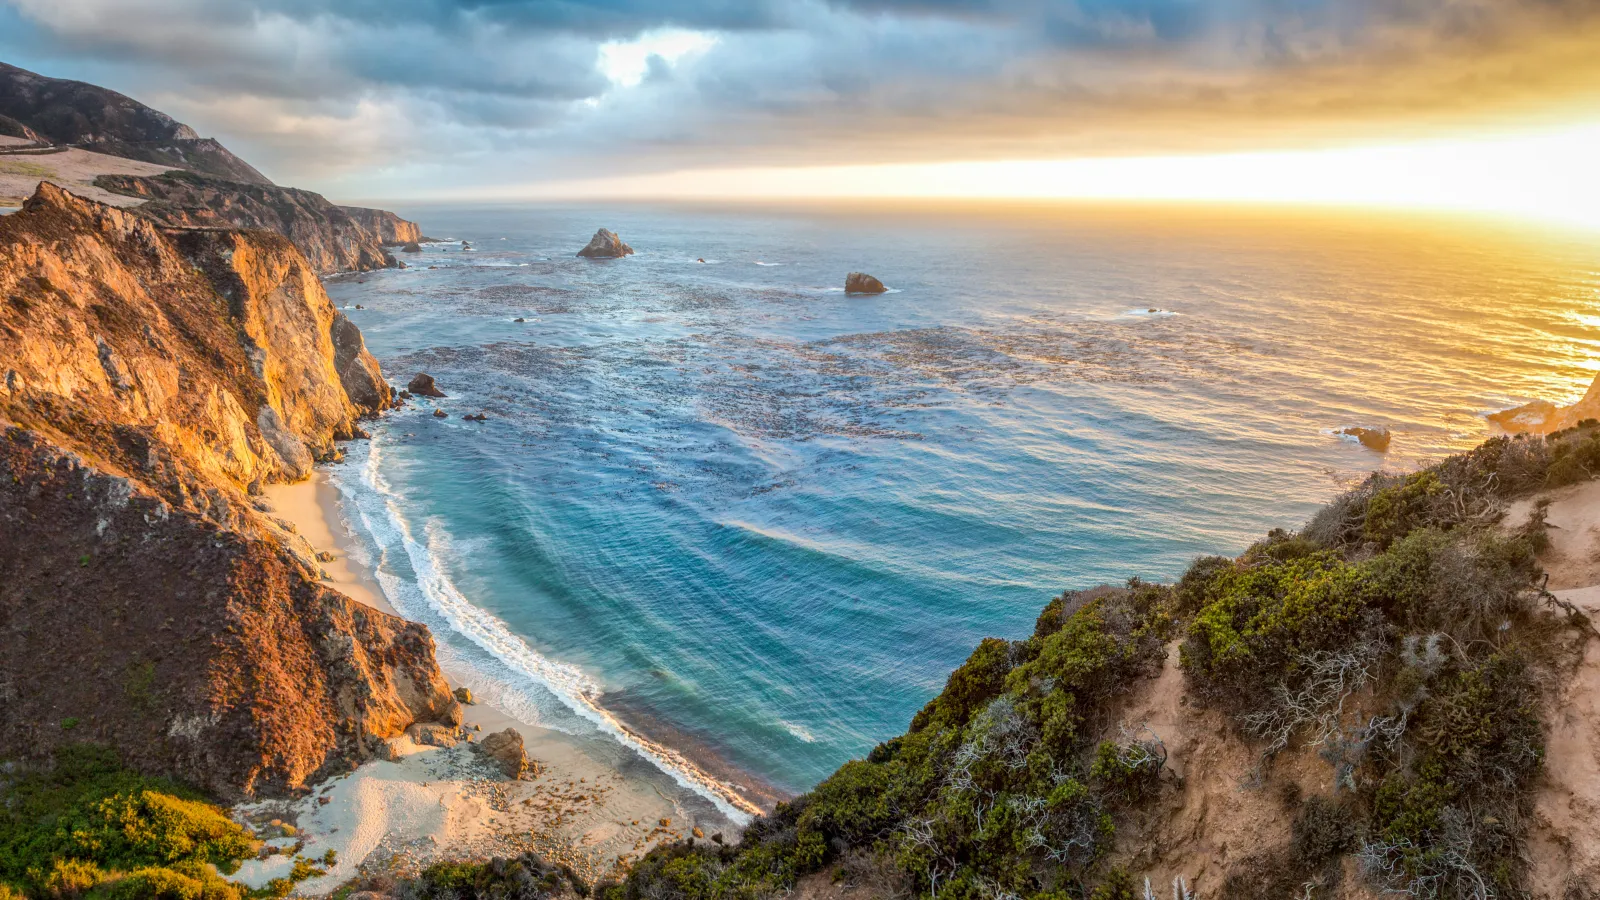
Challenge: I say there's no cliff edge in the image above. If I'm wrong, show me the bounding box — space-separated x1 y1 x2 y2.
0 183 453 800
97 170 412 276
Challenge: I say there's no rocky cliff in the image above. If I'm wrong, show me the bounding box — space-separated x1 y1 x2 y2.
97 170 414 276
0 60 268 184
0 183 455 800
1490 372 1600 435
338 205 425 245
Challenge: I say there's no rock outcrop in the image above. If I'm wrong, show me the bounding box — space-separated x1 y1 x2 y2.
1490 373 1600 435
1340 426 1391 452
331 313 394 414
408 373 447 398
577 228 633 259
845 272 887 294
475 728 536 780
0 60 268 184
0 183 457 799
95 170 417 276
0 111 44 143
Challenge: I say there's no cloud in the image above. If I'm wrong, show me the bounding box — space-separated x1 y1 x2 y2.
2 0 1597 197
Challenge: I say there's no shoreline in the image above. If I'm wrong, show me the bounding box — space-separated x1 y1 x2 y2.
252 470 741 893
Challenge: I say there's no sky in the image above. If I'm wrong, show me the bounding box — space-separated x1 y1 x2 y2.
2 0 1599 220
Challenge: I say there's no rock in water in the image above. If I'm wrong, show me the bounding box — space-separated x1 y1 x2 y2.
401 242 422 253
432 409 448 419
476 728 535 779
846 272 887 294
1341 427 1392 452
408 373 446 397
577 228 634 259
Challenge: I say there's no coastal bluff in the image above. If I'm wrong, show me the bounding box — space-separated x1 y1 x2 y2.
0 183 458 800
96 170 418 276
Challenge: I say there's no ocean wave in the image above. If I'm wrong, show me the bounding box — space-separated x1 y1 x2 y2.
333 436 761 822
753 261 783 267
1121 307 1179 318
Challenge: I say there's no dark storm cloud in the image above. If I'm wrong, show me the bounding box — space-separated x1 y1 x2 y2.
1 0 1596 194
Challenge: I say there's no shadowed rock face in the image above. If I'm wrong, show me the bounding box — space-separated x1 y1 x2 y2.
95 170 417 277
407 373 447 398
0 183 456 800
577 228 634 259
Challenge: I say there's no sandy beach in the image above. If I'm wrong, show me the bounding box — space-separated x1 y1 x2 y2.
246 472 739 894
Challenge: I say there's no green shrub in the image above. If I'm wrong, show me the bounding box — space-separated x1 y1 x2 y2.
615 585 1171 900
1087 868 1139 900
0 746 256 898
88 862 243 900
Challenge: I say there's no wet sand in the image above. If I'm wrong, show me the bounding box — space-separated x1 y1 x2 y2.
252 473 738 893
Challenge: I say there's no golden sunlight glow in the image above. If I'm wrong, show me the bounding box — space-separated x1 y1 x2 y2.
523 123 1600 231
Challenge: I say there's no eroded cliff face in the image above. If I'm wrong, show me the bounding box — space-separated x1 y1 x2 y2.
94 170 418 276
338 205 425 245
0 182 454 800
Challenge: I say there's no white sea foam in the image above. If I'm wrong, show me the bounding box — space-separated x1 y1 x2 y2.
330 435 760 821
781 721 816 743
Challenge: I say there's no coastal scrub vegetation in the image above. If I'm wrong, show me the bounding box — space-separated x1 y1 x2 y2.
0 745 256 899
0 746 335 900
597 432 1591 900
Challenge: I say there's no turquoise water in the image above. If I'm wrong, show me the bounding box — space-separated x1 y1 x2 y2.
322 202 1600 813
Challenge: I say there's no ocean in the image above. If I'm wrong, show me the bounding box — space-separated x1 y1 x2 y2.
319 200 1600 814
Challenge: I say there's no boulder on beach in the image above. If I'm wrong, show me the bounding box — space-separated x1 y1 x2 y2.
407 373 446 397
1341 426 1392 452
846 272 887 294
406 722 460 748
476 728 537 779
577 228 634 259
454 686 474 705
401 241 422 253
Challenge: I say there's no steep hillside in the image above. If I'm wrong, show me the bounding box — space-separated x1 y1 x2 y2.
0 60 267 184
594 432 1599 900
0 183 449 800
0 60 424 274
97 170 404 276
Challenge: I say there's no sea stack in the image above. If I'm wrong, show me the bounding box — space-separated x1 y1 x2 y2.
1341 426 1392 452
846 272 888 294
401 241 422 253
578 228 634 259
408 373 447 397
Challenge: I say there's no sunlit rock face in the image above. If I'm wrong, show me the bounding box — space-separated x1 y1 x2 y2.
577 228 634 259
845 272 887 294
96 171 419 276
1490 374 1600 435
0 183 456 800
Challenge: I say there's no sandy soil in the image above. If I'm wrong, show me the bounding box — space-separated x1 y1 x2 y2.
0 148 170 206
1505 482 1600 898
250 474 736 894
1507 478 1600 591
